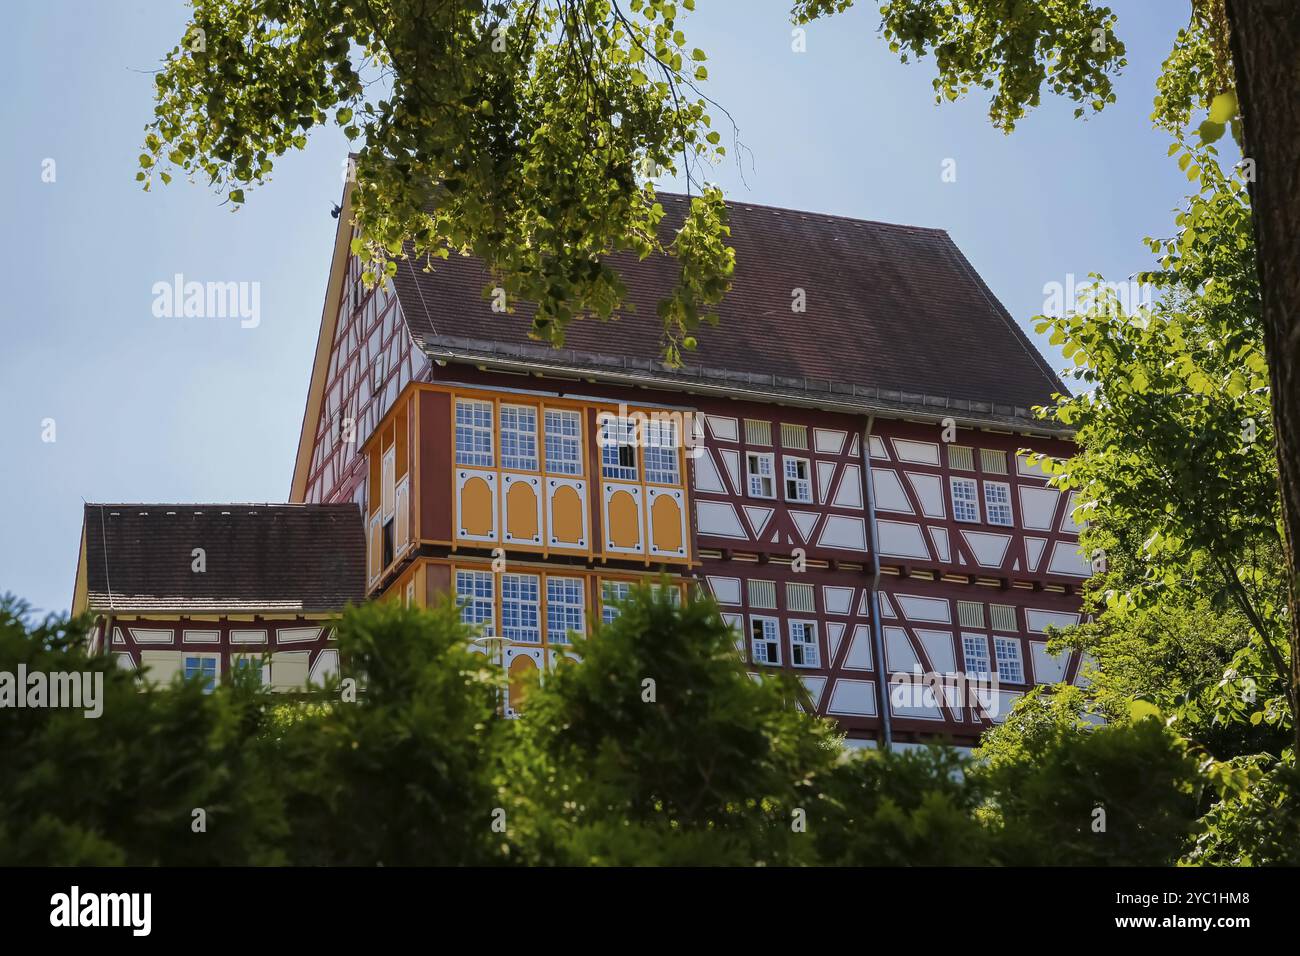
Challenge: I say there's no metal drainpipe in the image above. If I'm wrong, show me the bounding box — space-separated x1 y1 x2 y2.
861 416 893 752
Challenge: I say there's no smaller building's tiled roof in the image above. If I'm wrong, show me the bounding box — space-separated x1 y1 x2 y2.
80 504 365 615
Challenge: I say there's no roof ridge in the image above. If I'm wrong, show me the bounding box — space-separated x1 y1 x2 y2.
653 190 950 236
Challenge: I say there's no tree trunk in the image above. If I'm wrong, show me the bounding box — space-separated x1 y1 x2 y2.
1226 0 1300 756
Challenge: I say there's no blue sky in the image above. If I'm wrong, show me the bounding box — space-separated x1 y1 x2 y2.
1 0 1195 616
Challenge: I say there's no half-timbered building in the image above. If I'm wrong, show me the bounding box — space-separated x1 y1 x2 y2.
283 186 1092 748
71 503 364 691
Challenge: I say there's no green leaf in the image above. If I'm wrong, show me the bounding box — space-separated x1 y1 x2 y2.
1208 90 1237 124
1129 699 1162 723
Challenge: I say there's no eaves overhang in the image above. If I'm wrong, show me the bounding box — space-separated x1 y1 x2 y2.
416 334 1074 440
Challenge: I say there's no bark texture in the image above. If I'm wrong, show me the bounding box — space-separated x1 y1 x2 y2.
1226 0 1300 752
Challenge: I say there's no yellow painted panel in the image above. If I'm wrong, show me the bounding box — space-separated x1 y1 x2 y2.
609 490 640 550
507 481 539 540
140 650 186 687
461 477 494 537
270 651 311 692
551 485 583 545
651 494 683 553
508 654 537 712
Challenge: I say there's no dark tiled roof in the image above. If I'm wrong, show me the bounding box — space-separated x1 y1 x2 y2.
81 504 365 614
392 193 1066 411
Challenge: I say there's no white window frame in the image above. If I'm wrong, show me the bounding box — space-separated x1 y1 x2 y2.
500 404 539 472
994 636 1025 683
649 583 683 606
183 653 220 693
600 415 638 481
961 633 991 680
544 408 583 476
983 480 1013 526
455 399 494 468
546 576 585 645
455 569 496 636
789 619 820 668
643 419 680 485
749 615 781 665
747 452 775 499
501 573 541 644
601 580 632 625
951 476 981 523
231 652 268 687
783 455 813 503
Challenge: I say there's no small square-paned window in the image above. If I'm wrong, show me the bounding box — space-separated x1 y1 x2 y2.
784 456 812 503
748 579 777 609
983 481 1013 526
546 576 585 645
544 409 583 476
455 399 494 468
643 418 680 485
456 569 496 636
994 637 1025 683
600 416 638 481
650 583 683 606
500 405 538 471
745 419 772 446
601 580 632 625
750 616 781 665
962 634 990 680
501 573 541 644
789 620 820 668
951 477 980 522
980 448 1008 474
232 654 266 687
184 655 219 693
747 452 775 498
948 445 975 471
780 423 808 450
786 582 815 613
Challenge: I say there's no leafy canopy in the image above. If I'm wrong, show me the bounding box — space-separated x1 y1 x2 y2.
143 0 734 365
793 0 1127 130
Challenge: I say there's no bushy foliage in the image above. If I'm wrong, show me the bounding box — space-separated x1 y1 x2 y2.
270 600 506 865
0 587 1236 867
500 586 842 865
0 596 285 865
812 746 995 866
977 711 1201 866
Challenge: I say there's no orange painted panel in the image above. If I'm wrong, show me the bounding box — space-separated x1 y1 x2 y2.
609 490 640 550
506 481 539 540
552 485 583 545
508 654 537 712
461 477 494 537
651 494 683 553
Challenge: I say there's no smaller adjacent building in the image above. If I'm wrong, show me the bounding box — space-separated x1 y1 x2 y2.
70 503 365 691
